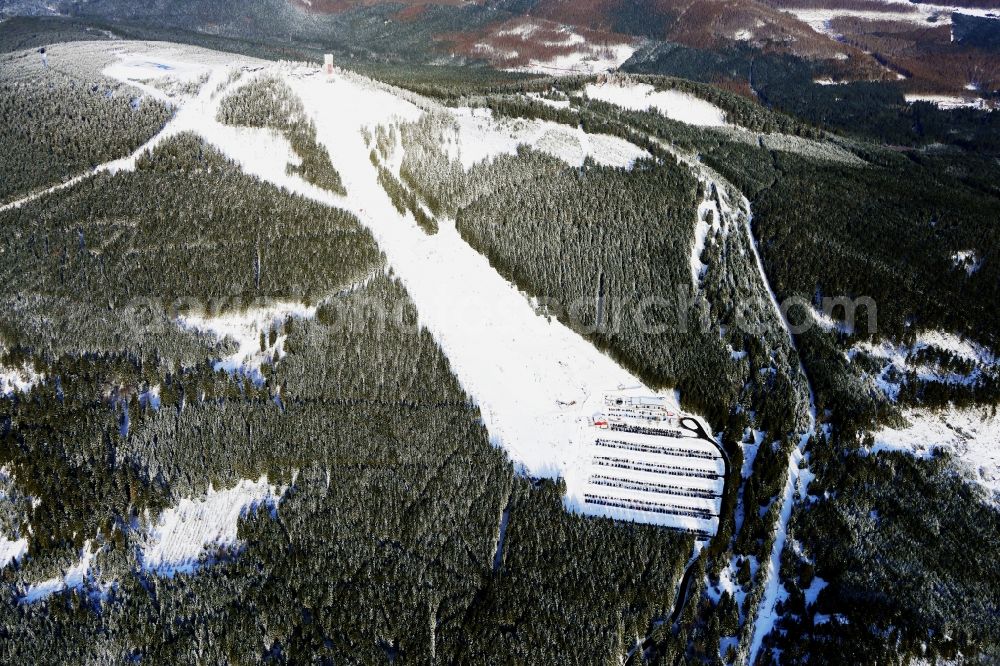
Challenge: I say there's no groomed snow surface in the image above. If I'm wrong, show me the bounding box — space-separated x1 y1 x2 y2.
140 477 285 576
585 82 729 127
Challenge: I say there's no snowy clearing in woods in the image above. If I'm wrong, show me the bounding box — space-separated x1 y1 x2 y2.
177 302 318 385
851 329 996 401
140 477 285 576
0 536 27 570
585 81 729 127
444 106 649 170
905 94 989 110
21 540 100 603
0 362 42 396
788 4 999 37
872 406 1000 499
510 42 637 76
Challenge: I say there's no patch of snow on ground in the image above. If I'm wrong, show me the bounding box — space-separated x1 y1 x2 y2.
22 540 99 603
448 107 648 170
871 405 1000 498
0 363 42 396
810 307 855 335
951 249 982 275
918 330 995 366
177 302 317 384
526 92 573 110
0 536 27 570
139 385 161 410
690 187 724 285
511 41 635 76
585 82 728 127
803 575 828 605
904 94 988 110
788 4 999 37
852 329 996 398
140 477 284 576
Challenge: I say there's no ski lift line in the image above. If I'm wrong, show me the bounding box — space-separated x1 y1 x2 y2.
594 437 718 460
592 456 722 480
589 474 720 499
584 494 717 520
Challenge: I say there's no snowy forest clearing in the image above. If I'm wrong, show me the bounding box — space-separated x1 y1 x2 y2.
140 477 286 576
787 3 1000 36
177 302 318 385
872 406 1000 499
444 106 648 170
585 81 729 127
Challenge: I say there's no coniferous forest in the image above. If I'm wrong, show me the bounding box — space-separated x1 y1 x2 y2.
1 15 1000 666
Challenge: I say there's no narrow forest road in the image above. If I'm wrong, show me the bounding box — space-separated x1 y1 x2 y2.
611 135 819 664
676 156 818 666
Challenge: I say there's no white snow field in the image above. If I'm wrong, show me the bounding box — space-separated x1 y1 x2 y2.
45 41 722 531
497 24 636 76
872 406 1000 500
445 106 648 170
0 362 42 396
904 94 989 110
140 477 285 576
787 3 1000 37
512 42 637 76
177 302 318 384
0 536 27 570
585 81 729 127
22 540 100 603
852 329 997 400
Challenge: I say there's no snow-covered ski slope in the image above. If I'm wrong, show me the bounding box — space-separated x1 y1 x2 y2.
9 41 724 531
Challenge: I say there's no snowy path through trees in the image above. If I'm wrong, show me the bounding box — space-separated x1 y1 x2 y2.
671 155 819 666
